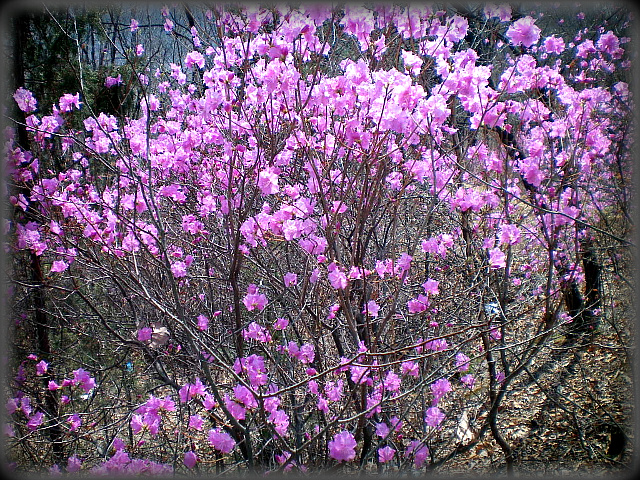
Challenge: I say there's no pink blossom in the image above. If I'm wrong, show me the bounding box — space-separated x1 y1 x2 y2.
455 352 470 372
461 374 476 389
20 397 31 416
424 338 449 352
317 396 329 413
13 87 37 113
488 248 506 269
203 394 216 410
67 456 82 473
234 385 258 408
543 35 565 54
268 409 290 437
243 285 268 311
138 327 152 342
183 451 198 469
188 414 204 431
104 75 122 88
35 360 48 375
298 343 315 363
50 260 68 273
401 360 419 377
171 261 188 278
136 44 144 56
363 300 379 317
378 446 395 463
197 315 209 331
185 51 205 69
425 406 445 428
327 263 348 289
273 317 289 330
325 380 343 402
499 224 521 245
27 411 44 431
376 422 390 438
506 16 541 48
67 413 81 432
72 368 95 392
597 31 620 55
383 370 401 392
401 50 422 75
208 428 235 453
130 19 139 32
405 440 429 468
59 93 80 112
242 322 272 343
328 430 357 462
422 278 439 295
257 168 280 195
283 272 298 287
407 295 429 314
395 253 412 275
112 438 125 451
350 365 371 385
164 18 174 32
430 378 452 405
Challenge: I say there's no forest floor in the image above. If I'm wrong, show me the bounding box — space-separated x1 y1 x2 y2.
442 267 636 476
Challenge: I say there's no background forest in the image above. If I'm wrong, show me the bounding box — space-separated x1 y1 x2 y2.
2 1 636 476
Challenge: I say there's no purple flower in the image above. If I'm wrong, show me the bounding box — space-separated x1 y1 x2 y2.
171 261 187 278
327 263 348 289
506 16 541 48
273 317 289 330
422 278 440 295
268 409 290 437
185 51 205 69
328 431 357 462
184 451 198 469
137 327 152 342
197 315 209 331
401 360 419 377
67 413 81 432
257 168 280 195
425 406 445 428
298 343 315 364
243 285 268 311
363 300 380 317
488 248 506 269
13 87 37 112
104 75 122 88
50 260 69 273
59 93 81 112
35 360 48 375
67 455 82 473
27 411 44 431
72 368 95 393
376 422 390 438
188 414 204 431
208 428 235 453
405 440 429 468
430 378 452 405
461 374 476 389
455 352 470 372
378 446 395 463
284 272 298 287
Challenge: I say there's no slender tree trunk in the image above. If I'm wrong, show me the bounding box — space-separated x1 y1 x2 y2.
12 13 64 466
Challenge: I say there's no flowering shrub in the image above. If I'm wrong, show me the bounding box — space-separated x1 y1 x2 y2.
4 2 633 475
